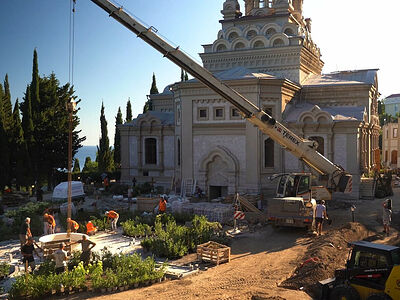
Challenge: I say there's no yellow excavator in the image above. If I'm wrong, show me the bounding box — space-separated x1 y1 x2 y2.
320 241 400 300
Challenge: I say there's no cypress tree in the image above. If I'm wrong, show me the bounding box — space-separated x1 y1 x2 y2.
126 99 132 123
150 73 159 94
12 99 30 189
181 69 184 82
31 49 40 114
2 74 13 132
114 107 123 167
21 85 35 145
184 71 189 81
0 116 10 190
73 158 81 173
97 102 114 172
0 83 4 125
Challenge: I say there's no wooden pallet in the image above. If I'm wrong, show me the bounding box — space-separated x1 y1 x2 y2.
197 241 230 265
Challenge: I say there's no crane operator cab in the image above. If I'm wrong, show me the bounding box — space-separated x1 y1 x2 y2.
276 173 312 199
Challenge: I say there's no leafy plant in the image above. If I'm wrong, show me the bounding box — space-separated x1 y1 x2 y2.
0 262 11 278
35 258 55 276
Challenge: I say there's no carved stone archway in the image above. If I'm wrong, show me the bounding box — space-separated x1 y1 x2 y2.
198 146 239 197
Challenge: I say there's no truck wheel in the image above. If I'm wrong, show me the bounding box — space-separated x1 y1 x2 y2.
329 284 360 300
366 294 391 300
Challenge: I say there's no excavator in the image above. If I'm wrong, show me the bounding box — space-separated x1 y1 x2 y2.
88 0 353 202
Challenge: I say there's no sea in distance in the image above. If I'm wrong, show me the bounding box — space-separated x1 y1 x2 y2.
75 145 97 170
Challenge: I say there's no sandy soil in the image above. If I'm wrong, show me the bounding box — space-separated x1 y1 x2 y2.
3 188 400 300
77 189 399 300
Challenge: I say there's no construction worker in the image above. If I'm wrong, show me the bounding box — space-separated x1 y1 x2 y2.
19 217 32 246
71 235 96 266
67 218 79 233
44 213 56 235
158 196 167 214
53 243 68 274
21 237 41 273
86 221 98 236
315 200 327 236
105 210 119 232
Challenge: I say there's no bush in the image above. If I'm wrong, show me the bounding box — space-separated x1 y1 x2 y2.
0 202 50 240
9 252 164 298
0 262 11 279
141 214 222 259
122 220 152 237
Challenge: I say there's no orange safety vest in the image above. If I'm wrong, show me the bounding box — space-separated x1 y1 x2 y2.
159 199 166 212
47 215 56 227
86 221 96 233
69 219 79 230
107 210 118 219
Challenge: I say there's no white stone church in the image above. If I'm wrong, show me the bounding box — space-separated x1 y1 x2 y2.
119 0 380 199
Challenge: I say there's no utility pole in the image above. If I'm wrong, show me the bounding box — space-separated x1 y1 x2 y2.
67 99 77 236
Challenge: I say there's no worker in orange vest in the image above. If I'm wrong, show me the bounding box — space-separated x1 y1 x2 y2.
67 218 79 233
44 213 56 234
105 210 119 232
158 196 167 214
86 221 98 236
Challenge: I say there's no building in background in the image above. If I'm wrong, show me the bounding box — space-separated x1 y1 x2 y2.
382 122 399 169
383 94 400 117
119 0 380 199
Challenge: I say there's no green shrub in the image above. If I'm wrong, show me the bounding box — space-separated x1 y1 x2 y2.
0 262 11 278
35 259 55 276
141 214 223 259
122 220 152 237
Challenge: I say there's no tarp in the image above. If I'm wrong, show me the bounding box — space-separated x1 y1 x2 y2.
52 181 85 201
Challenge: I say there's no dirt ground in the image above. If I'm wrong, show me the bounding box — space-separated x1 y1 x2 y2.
49 187 399 300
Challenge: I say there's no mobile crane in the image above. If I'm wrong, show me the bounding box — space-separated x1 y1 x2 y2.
89 0 353 198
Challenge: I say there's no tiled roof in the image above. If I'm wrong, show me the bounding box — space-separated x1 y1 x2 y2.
123 111 174 126
303 69 378 87
188 66 276 82
284 103 365 122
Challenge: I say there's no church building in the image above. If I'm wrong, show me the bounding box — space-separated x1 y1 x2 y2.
119 0 380 199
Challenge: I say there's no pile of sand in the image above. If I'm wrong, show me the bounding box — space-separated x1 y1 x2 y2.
280 222 371 296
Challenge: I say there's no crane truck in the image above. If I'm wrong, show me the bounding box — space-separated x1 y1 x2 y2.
88 0 353 227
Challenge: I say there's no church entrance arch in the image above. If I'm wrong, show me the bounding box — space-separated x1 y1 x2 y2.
198 146 239 199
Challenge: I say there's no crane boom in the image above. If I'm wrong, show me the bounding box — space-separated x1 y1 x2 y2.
90 0 352 193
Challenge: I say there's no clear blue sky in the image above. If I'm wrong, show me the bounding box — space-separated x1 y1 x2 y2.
1 0 399 145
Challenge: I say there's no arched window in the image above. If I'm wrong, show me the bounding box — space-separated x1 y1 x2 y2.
273 39 284 47
228 32 239 41
246 30 257 40
253 40 265 49
177 139 181 166
391 150 397 165
234 42 245 50
284 28 295 36
216 44 227 52
264 138 274 168
309 136 324 156
145 138 157 164
266 28 276 37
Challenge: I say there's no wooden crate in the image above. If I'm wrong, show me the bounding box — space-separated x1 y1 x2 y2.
197 241 231 265
137 197 159 212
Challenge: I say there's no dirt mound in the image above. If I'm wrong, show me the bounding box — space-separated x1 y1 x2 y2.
279 222 371 296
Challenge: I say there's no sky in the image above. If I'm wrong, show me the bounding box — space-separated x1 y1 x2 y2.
1 0 399 146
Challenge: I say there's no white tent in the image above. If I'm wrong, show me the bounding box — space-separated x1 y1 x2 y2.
52 181 85 202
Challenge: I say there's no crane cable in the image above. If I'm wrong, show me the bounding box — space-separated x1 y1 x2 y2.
68 0 76 85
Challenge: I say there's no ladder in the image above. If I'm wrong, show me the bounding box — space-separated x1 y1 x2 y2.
180 178 196 197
